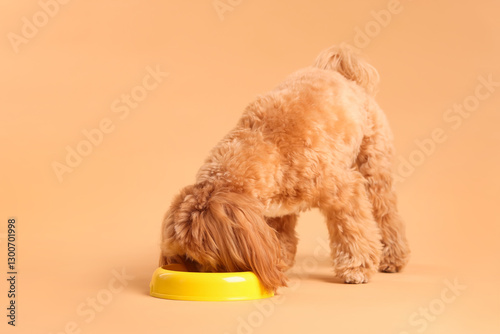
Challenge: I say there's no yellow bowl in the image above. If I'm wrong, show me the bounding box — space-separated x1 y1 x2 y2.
149 264 274 301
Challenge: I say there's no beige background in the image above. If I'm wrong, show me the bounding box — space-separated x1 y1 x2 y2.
1 1 499 333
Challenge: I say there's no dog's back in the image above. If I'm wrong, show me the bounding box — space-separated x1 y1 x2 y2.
196 46 380 214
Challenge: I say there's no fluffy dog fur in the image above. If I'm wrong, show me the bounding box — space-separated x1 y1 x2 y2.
159 45 410 292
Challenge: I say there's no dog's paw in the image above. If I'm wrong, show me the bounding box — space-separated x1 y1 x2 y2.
379 243 410 273
340 267 372 284
379 262 400 273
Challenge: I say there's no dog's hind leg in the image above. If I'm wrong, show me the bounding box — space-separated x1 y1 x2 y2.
356 105 410 273
266 214 299 270
320 170 382 283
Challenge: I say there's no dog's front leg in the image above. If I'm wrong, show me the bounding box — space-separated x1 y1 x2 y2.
266 214 299 270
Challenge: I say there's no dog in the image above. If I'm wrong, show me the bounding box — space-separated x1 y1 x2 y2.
159 45 410 292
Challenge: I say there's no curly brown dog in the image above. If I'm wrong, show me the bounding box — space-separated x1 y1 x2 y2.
159 45 410 292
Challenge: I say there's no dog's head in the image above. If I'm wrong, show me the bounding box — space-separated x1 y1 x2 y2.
159 182 287 292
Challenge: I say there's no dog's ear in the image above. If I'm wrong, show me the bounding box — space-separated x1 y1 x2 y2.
191 188 287 292
160 182 287 292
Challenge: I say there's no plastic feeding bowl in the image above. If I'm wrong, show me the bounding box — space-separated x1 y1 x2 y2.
149 263 274 301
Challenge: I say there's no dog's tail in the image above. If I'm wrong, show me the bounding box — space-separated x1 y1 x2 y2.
313 44 380 96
